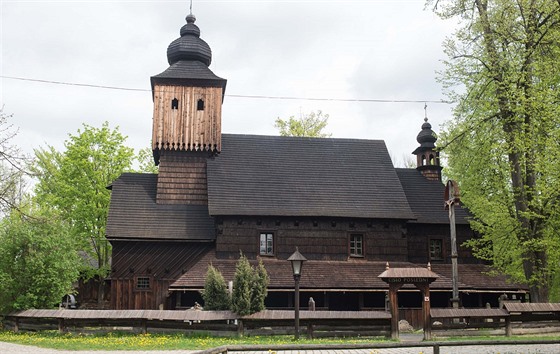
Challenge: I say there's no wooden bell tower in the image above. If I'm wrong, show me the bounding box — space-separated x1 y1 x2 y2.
150 13 227 205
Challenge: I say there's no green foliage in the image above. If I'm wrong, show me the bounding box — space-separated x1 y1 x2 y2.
202 265 231 310
0 203 80 313
250 258 270 314
0 108 28 213
135 146 158 174
30 122 135 300
430 0 560 301
274 110 332 138
231 254 253 316
231 253 269 315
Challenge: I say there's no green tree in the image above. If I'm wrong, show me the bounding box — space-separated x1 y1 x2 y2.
135 146 159 174
202 264 231 310
231 254 269 315
250 258 269 314
0 108 28 214
274 110 332 138
430 0 560 301
31 122 135 304
231 254 253 315
0 202 80 313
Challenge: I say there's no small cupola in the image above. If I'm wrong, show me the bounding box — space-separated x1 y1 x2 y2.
166 14 212 66
412 117 443 181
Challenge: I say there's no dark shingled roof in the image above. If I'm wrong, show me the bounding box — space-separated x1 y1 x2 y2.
207 134 415 220
106 173 215 241
170 251 527 293
152 60 226 82
396 168 470 224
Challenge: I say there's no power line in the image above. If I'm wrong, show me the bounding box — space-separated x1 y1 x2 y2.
1 75 452 104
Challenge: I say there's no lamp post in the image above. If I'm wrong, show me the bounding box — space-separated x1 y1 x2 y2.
288 247 307 340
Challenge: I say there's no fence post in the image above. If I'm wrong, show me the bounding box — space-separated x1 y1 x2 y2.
307 297 315 339
505 317 512 337
58 318 65 334
141 319 147 334
433 343 440 354
237 319 244 337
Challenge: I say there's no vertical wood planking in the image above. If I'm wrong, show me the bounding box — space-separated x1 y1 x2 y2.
152 84 222 153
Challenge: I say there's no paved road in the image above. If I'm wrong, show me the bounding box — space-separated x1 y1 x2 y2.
3 341 560 354
239 344 560 354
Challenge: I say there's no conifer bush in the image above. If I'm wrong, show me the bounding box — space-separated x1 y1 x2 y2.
231 253 269 315
202 264 231 310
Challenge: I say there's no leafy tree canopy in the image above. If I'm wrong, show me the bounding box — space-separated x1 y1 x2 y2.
430 0 560 301
31 122 136 302
0 202 80 313
0 108 28 214
274 110 332 138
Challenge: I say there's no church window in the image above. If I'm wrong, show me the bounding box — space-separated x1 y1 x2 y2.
350 234 364 257
197 99 205 111
429 239 443 261
260 232 274 256
171 98 179 110
136 276 151 290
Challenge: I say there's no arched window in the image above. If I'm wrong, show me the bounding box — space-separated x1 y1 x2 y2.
171 98 179 110
421 155 427 166
197 99 205 111
429 154 435 165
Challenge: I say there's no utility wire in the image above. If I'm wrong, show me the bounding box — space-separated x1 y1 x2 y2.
1 75 451 104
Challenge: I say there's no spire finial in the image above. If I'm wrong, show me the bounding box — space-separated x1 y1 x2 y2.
186 0 195 23
427 262 432 271
385 262 390 270
424 103 428 122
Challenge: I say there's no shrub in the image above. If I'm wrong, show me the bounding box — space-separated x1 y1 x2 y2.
202 265 230 310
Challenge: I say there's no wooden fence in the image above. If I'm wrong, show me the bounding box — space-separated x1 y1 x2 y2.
5 303 560 339
4 309 391 338
430 304 560 337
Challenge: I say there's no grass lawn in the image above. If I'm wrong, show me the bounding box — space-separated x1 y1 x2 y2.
0 331 391 351
1 330 559 351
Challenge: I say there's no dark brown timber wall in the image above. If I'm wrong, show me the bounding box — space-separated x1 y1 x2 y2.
215 216 408 261
110 241 212 309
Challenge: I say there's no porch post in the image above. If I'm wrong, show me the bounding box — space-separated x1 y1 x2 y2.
389 283 401 340
419 283 431 340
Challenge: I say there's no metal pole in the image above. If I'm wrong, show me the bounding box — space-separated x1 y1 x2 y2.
294 274 300 340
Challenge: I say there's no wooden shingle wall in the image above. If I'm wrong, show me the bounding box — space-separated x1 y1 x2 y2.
152 85 222 152
156 150 208 205
215 216 408 261
110 241 212 310
406 224 478 265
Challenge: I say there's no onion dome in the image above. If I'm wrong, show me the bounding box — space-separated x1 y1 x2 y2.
166 14 212 66
416 117 437 149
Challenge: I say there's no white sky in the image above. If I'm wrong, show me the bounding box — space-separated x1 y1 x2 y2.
1 0 458 167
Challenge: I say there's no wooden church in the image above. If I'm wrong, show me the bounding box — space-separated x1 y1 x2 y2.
105 13 527 312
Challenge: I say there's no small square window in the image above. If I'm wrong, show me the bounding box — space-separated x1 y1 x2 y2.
350 234 364 257
260 233 274 256
136 276 151 290
429 239 443 261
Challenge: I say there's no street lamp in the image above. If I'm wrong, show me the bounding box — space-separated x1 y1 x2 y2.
288 247 307 340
